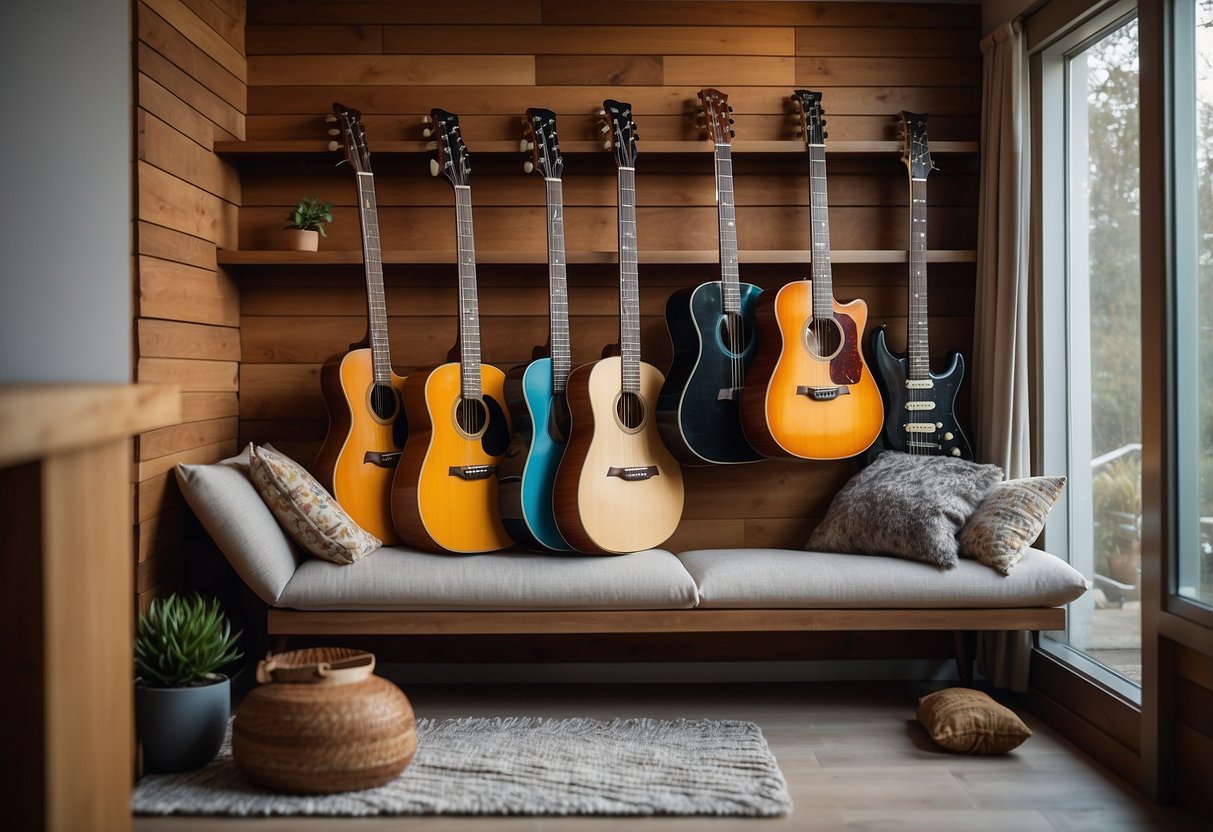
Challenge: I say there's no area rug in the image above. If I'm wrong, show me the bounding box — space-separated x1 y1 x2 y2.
132 716 792 817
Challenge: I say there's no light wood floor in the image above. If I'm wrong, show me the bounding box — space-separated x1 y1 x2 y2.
134 680 1202 831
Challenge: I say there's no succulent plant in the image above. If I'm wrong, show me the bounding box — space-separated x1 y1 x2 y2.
135 593 244 687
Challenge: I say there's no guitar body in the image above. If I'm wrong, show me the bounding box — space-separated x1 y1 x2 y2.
498 358 574 552
315 347 408 544
658 281 764 465
742 280 883 460
555 356 685 555
391 362 513 554
868 326 972 459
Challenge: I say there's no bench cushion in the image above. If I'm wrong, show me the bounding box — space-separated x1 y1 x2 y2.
677 548 1087 609
276 548 700 611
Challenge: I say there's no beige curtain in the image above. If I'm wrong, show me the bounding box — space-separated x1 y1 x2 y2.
973 21 1034 691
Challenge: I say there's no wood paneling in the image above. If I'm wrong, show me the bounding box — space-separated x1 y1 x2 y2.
1175 643 1213 819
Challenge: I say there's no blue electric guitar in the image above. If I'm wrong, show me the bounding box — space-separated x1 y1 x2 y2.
657 88 763 464
868 111 972 460
497 108 575 552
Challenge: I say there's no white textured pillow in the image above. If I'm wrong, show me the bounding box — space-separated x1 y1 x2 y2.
960 476 1067 575
247 443 380 565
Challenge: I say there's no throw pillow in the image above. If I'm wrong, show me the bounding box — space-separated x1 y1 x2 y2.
807 451 1004 568
247 443 380 565
917 687 1032 754
959 476 1067 575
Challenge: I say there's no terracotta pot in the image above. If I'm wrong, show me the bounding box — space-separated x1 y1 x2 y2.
287 229 319 251
232 648 416 794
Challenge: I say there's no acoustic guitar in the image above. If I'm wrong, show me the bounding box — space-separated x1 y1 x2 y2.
656 88 764 465
390 109 513 554
314 103 408 544
868 112 972 459
553 101 684 555
740 90 884 460
497 108 575 552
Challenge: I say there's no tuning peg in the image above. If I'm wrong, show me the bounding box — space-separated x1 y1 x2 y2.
603 139 613 150
696 106 704 113
327 140 340 152
422 115 432 124
729 128 736 137
822 131 828 139
596 109 606 117
600 123 611 134
325 114 337 123
520 139 534 152
430 158 440 177
422 127 433 138
728 118 735 125
327 128 340 137
727 105 734 113
523 160 534 174
425 141 437 151
696 121 705 129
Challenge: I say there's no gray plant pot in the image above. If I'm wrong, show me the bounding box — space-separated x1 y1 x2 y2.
136 675 230 773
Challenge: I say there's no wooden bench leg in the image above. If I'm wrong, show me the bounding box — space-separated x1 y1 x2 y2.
952 630 975 686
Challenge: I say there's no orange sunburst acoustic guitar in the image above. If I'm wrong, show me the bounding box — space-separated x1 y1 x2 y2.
740 90 884 460
552 100 685 555
314 103 408 543
390 109 513 554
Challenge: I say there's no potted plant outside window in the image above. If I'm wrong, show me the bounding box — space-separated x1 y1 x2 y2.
285 197 333 251
135 593 243 773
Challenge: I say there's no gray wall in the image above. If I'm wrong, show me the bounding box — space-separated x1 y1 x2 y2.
0 0 131 383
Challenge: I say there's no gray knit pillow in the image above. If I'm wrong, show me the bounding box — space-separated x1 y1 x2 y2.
807 451 1005 568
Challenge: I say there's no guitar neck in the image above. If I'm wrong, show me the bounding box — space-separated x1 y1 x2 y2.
806 141 834 320
544 177 572 394
908 176 930 380
454 185 483 400
617 166 642 395
713 143 741 312
355 173 392 385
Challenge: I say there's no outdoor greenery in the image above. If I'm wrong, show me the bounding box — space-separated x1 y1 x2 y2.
135 593 243 687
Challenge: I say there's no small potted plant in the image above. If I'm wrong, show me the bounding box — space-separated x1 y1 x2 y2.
135 593 243 773
285 196 332 251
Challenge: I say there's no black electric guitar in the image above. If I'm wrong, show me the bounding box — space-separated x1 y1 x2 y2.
656 88 763 465
868 112 972 459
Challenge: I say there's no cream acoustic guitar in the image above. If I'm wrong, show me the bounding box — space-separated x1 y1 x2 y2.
390 109 513 553
553 100 685 555
740 90 884 460
314 103 408 543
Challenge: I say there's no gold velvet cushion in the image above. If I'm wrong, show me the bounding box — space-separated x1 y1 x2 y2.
917 688 1032 754
247 443 380 565
807 451 1005 568
959 476 1067 575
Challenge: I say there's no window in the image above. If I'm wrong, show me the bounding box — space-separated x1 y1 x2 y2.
1039 6 1143 689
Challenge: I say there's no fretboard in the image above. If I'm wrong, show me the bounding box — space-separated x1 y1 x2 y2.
617 166 641 395
355 173 391 385
454 185 483 400
544 178 571 394
807 141 834 320
714 143 741 312
907 176 930 380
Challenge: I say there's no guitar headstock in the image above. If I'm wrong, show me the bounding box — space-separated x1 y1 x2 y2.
328 102 372 174
697 88 735 145
425 108 471 187
599 99 639 168
899 111 935 179
522 108 563 179
791 89 827 146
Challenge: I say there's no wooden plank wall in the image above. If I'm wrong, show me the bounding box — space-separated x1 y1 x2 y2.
1175 642 1213 818
134 0 246 607
232 0 982 552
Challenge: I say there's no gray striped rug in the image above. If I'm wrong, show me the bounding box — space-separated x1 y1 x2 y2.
132 716 792 817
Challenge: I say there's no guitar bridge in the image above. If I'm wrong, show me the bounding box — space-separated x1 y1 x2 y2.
796 385 851 401
607 466 659 481
448 464 497 481
363 451 402 468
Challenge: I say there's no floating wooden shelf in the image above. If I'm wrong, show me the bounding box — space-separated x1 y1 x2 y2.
215 139 979 157
217 249 977 267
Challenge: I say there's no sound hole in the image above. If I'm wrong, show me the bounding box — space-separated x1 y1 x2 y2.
615 391 645 432
803 315 843 361
717 311 753 357
368 383 399 422
454 396 489 438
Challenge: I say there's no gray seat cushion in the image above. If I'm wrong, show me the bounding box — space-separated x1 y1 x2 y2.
277 548 700 611
677 548 1087 609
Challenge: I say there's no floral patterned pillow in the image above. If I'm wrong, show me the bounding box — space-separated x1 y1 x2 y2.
247 443 380 565
959 476 1067 575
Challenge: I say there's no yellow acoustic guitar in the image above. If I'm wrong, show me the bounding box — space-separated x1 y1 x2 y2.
741 90 883 460
553 100 685 555
314 104 408 543
390 109 513 554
